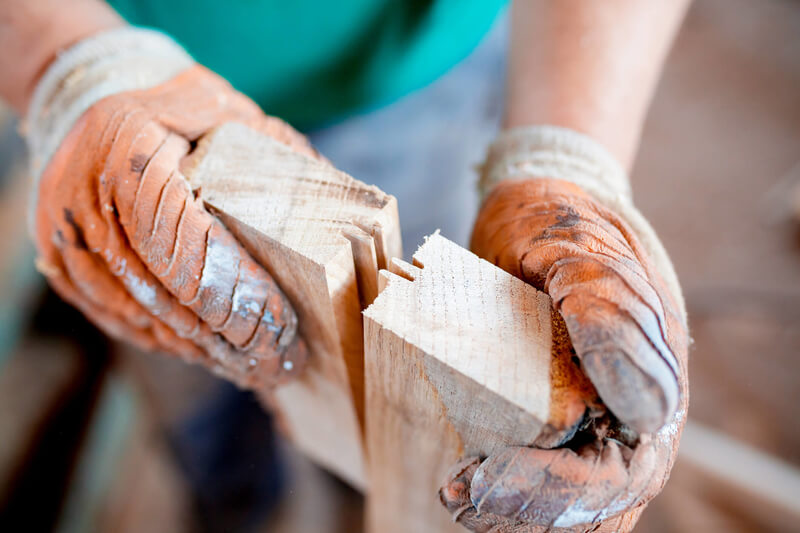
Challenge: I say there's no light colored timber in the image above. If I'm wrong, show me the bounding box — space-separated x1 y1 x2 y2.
183 122 402 489
363 232 590 533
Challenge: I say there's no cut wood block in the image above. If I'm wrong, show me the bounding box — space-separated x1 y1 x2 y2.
183 123 402 489
363 232 594 533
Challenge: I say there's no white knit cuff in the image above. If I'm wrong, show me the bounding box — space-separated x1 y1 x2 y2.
26 27 194 185
480 125 686 323
479 125 632 204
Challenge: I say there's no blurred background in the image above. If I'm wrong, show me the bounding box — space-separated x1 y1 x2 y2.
1 0 799 531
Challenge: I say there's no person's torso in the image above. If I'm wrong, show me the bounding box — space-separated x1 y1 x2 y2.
108 0 505 128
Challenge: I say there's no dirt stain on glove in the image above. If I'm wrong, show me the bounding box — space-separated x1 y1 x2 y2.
438 178 690 532
33 66 320 388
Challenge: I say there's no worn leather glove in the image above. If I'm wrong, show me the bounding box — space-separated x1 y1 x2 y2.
440 127 689 532
27 28 316 388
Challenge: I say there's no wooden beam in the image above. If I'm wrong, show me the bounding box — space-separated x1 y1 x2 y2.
363 232 593 533
183 123 402 489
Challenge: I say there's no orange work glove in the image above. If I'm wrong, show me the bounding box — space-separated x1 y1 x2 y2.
439 127 689 532
27 28 316 388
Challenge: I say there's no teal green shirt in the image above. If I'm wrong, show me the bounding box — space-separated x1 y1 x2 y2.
108 0 505 129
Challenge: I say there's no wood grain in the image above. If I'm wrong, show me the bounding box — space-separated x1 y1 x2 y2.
363 232 592 533
183 123 401 489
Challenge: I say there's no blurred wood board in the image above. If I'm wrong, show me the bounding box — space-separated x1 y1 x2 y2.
96 385 193 533
0 340 83 502
363 233 592 533
184 123 402 489
636 422 800 532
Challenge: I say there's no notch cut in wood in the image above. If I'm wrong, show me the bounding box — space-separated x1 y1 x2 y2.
363 232 596 533
183 122 402 489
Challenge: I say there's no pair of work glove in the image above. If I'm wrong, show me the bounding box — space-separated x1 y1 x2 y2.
25 27 688 532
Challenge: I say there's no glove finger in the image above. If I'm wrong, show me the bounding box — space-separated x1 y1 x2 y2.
133 65 321 162
45 112 245 372
111 69 306 358
476 199 641 280
469 442 636 529
251 114 323 161
439 441 663 533
33 141 203 363
40 167 245 375
471 182 668 330
35 86 306 386
479 186 673 367
37 251 160 353
472 179 682 432
134 66 260 140
112 119 303 380
550 261 679 433
440 458 547 533
45 189 308 386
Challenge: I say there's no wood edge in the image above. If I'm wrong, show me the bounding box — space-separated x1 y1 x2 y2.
342 227 380 308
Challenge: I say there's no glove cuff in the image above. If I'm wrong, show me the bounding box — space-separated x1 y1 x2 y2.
479 125 687 323
26 27 194 185
479 125 632 204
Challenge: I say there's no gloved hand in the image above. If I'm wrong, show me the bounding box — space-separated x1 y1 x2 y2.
27 28 317 388
440 127 689 532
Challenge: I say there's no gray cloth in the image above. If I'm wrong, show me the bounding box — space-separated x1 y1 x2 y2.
308 16 508 258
